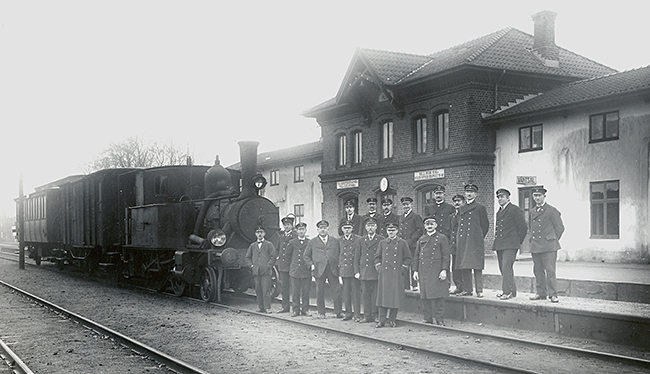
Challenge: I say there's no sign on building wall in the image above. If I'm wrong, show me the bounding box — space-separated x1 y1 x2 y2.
337 179 359 189
516 176 537 185
414 169 445 181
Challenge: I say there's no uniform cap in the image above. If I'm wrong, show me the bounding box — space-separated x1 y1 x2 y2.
464 183 479 192
281 215 295 224
385 222 399 230
381 198 393 205
433 185 446 193
295 222 307 229
341 220 354 228
400 197 413 204
316 220 329 228
254 226 265 232
496 188 511 197
532 187 547 194
452 194 465 202
423 216 437 223
344 200 356 208
364 217 378 225
366 197 378 203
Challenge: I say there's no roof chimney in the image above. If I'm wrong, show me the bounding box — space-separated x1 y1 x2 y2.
531 10 559 67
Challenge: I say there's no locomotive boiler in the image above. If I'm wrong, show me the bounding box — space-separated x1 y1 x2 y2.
18 141 280 302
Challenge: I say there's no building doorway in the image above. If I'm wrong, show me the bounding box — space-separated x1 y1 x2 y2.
518 185 542 254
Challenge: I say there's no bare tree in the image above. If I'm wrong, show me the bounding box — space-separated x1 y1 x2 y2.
85 136 190 172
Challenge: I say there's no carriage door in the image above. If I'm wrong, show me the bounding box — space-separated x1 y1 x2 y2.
518 187 535 254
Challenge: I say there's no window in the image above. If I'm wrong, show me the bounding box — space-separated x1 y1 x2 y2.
382 121 393 159
294 165 304 183
154 175 168 196
337 133 347 166
590 111 619 142
436 111 449 150
353 131 363 164
422 189 436 217
294 204 304 224
414 116 427 154
270 170 279 186
590 180 619 238
519 124 543 152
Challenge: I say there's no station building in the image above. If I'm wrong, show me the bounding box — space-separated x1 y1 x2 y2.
303 11 615 245
483 65 650 263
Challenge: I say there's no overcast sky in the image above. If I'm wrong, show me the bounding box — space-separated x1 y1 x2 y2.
1 1 648 218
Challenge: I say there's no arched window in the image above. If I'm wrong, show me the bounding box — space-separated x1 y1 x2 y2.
413 116 427 154
435 111 449 150
353 130 363 164
381 121 393 159
337 133 347 167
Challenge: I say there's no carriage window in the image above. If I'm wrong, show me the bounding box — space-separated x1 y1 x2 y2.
155 176 169 196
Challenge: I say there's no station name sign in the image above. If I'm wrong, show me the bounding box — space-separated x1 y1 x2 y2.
516 176 537 185
337 179 359 189
414 169 444 181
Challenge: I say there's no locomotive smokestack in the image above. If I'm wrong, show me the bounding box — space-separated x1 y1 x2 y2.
238 141 260 199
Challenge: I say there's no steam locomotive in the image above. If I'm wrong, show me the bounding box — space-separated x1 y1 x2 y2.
17 141 280 302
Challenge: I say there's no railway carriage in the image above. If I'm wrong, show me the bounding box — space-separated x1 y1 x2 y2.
17 141 280 302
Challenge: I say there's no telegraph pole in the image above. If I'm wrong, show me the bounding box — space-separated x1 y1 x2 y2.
18 172 24 269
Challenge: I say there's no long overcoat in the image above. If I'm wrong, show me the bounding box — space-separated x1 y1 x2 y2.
305 236 340 278
274 230 298 272
493 203 528 251
426 202 456 239
455 201 489 270
245 240 277 276
379 212 399 237
399 212 424 251
288 237 311 278
339 234 362 277
413 232 450 299
374 237 412 308
355 233 385 280
529 203 565 253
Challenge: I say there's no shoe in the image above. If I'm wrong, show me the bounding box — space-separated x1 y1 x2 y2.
476 292 484 298
257 309 266 313
316 313 326 319
458 291 473 296
375 322 384 328
361 318 372 323
422 319 433 324
277 308 290 313
499 293 513 300
450 288 463 295
436 319 445 326
301 311 310 317
550 296 559 303
291 311 300 317
335 313 345 319
342 315 352 321
529 294 547 301
388 321 397 327
264 309 272 314
496 292 504 298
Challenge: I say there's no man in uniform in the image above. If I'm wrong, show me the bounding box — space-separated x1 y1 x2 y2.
449 194 466 294
413 216 450 325
339 220 362 321
427 185 456 240
339 199 363 236
274 215 297 313
364 197 383 230
493 188 528 300
374 222 412 328
305 220 343 318
529 187 565 303
455 183 489 297
379 198 399 237
355 217 384 323
398 196 424 290
245 226 277 313
288 222 311 316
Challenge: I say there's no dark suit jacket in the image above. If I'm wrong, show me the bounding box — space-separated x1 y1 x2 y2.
379 212 399 237
426 202 455 239
354 233 385 280
305 235 340 278
399 211 424 250
530 203 565 253
493 203 528 251
456 201 489 269
339 214 363 236
245 240 277 276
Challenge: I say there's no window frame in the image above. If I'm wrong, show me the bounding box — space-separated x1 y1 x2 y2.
294 165 305 183
294 204 304 224
353 130 363 164
519 124 543 152
590 180 620 239
413 116 427 154
381 121 394 160
337 133 347 167
270 170 279 186
435 111 449 150
589 111 619 143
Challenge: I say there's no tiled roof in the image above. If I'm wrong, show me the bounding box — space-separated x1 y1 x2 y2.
483 65 650 121
228 140 323 170
304 27 617 116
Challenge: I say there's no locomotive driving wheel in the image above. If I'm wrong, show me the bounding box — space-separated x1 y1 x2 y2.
170 276 187 297
200 267 218 302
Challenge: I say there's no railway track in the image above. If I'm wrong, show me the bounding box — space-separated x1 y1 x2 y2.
3 250 649 373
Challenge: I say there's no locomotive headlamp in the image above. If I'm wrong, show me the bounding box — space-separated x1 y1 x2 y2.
208 229 227 247
253 175 267 190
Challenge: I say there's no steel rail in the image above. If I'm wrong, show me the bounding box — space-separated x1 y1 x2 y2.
0 338 34 374
0 280 210 374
